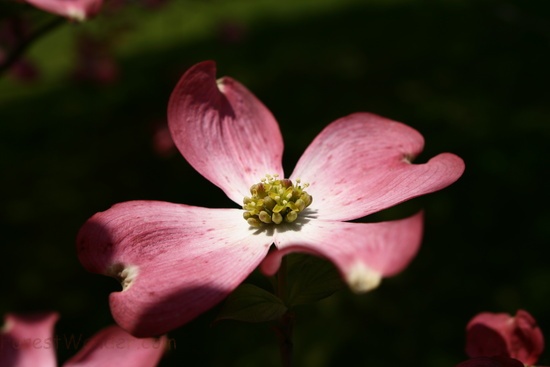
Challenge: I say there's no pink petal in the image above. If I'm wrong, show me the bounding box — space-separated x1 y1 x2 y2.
168 61 284 205
466 310 544 365
77 201 272 337
290 113 465 221
0 312 58 367
63 325 166 367
23 0 103 21
261 212 423 293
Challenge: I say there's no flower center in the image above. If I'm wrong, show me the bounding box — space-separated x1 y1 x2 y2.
243 174 313 227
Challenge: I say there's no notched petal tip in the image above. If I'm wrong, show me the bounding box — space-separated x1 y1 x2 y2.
346 262 382 293
216 77 227 91
67 8 87 21
106 263 139 291
1 318 12 333
168 60 285 204
168 61 217 107
402 153 415 164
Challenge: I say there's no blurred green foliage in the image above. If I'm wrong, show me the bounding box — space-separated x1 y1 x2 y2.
1 0 549 366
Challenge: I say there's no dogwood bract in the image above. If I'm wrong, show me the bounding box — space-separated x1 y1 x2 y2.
77 61 465 337
0 312 166 367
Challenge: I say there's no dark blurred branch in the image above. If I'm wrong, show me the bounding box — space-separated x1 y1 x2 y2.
0 16 65 78
274 311 294 367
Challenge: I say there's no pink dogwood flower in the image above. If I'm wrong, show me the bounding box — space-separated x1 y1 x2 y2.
23 0 103 21
0 312 166 367
76 60 465 337
465 310 545 366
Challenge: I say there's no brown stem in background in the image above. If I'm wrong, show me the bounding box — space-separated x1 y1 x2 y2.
274 311 294 367
274 257 294 367
0 16 65 77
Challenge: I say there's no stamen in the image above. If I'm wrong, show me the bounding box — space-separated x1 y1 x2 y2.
243 174 312 227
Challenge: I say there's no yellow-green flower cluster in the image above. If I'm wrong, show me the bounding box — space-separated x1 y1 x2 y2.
243 174 312 227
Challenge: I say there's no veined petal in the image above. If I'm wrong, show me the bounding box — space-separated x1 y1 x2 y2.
168 61 284 205
0 312 58 367
77 201 272 337
262 212 423 293
290 113 465 221
23 0 103 21
63 325 166 367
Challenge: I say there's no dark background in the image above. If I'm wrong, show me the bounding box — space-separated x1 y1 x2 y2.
1 0 549 366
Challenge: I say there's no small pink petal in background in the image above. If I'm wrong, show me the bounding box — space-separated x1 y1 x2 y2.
151 121 177 158
0 312 58 367
63 325 166 367
23 0 103 21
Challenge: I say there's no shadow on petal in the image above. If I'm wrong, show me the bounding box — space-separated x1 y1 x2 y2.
77 201 272 338
466 324 509 358
0 334 20 367
109 283 231 338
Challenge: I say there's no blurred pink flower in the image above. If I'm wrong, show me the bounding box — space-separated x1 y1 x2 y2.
465 310 545 366
217 20 248 44
456 356 524 367
77 60 465 337
141 0 169 9
72 34 118 84
7 58 39 81
0 18 39 81
23 0 103 21
102 0 168 13
0 312 166 367
151 121 177 158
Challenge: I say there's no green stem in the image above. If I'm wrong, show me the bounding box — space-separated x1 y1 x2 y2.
275 312 294 367
274 257 293 367
0 16 65 78
276 255 288 300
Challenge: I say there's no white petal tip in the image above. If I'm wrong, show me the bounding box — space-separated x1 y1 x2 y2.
216 78 226 92
67 7 87 21
107 263 139 291
1 318 13 333
346 263 382 293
